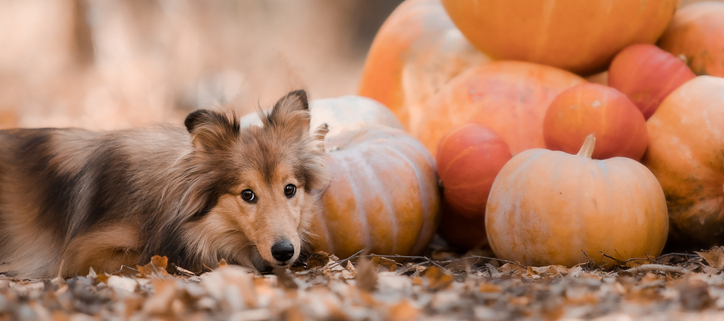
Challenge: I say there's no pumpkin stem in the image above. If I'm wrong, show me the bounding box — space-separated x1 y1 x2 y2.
576 134 596 159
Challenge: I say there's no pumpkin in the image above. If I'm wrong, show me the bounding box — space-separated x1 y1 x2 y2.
308 125 441 258
486 135 669 266
608 44 696 119
239 95 404 136
658 2 724 77
358 0 488 130
436 124 511 218
419 61 585 156
437 200 487 250
543 83 649 160
642 76 724 249
441 0 678 75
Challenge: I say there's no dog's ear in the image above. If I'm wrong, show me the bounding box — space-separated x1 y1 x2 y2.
262 90 310 134
185 109 239 151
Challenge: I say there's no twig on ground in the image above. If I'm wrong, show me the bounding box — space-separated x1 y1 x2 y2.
326 249 365 270
359 254 448 270
175 266 195 277
467 255 526 269
622 264 690 275
582 251 600 268
601 252 625 264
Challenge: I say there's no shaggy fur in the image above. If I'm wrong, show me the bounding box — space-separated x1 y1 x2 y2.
0 90 329 278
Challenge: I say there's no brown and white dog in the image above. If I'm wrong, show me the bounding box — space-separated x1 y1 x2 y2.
0 90 329 278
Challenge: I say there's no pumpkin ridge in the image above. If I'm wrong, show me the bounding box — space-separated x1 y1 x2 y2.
439 145 485 177
337 153 370 255
379 141 434 255
360 145 403 254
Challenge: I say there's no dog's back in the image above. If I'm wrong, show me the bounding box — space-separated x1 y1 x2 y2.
0 126 193 277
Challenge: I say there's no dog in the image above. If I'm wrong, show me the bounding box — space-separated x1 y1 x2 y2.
0 90 329 278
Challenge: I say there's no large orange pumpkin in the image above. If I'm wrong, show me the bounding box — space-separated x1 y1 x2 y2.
358 0 488 129
419 61 585 156
543 83 649 160
642 76 724 249
441 0 678 75
608 44 696 119
486 135 669 266
658 2 724 77
308 125 441 258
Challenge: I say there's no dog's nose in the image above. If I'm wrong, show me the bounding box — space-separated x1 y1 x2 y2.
271 239 294 263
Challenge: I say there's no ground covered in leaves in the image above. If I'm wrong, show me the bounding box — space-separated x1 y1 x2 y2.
4 247 724 321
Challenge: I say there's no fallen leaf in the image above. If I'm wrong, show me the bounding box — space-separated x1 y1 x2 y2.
678 278 713 311
371 257 399 272
96 273 109 284
478 282 501 293
273 267 298 290
107 276 138 293
356 258 377 292
137 255 169 277
142 278 177 316
424 267 453 291
388 300 418 321
306 252 331 269
695 246 724 270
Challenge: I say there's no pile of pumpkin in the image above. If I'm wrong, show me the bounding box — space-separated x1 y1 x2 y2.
245 0 724 267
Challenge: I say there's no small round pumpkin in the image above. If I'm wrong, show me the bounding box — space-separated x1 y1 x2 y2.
358 0 489 129
543 83 649 160
486 135 669 267
658 2 724 77
436 124 511 218
608 44 696 119
308 125 441 258
419 61 585 156
441 0 678 75
642 76 724 249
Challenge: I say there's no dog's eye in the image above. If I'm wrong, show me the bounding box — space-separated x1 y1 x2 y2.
284 184 296 198
241 189 256 203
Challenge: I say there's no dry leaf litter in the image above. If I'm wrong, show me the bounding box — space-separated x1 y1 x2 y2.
2 245 724 320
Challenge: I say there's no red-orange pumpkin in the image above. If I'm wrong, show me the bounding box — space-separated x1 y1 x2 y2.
308 125 441 258
658 2 724 77
543 83 649 160
608 44 696 119
436 124 511 218
486 135 669 266
358 0 488 129
441 0 678 75
642 76 724 249
437 200 487 250
419 61 585 156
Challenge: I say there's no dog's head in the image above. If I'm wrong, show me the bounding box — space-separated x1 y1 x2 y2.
182 90 329 271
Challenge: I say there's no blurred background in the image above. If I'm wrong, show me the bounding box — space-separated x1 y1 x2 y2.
0 0 402 130
0 0 713 130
